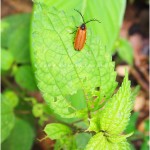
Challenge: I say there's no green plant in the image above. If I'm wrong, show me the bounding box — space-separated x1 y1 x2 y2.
113 38 134 65
125 112 149 150
1 14 37 150
31 1 137 149
2 0 146 150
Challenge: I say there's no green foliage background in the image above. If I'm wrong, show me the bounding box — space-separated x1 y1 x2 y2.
1 0 149 150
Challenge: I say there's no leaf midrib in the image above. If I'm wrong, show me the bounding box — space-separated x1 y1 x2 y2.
46 12 90 112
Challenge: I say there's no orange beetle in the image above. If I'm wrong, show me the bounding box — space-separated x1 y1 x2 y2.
73 9 100 51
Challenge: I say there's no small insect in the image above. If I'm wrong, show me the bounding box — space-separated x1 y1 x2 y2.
73 9 100 51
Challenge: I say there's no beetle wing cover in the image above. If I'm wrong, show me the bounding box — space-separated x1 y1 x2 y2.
74 28 86 51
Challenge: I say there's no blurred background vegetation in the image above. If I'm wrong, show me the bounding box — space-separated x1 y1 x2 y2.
1 0 149 150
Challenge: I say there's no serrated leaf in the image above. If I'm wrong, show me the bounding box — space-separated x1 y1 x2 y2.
108 132 133 143
32 4 117 118
44 123 72 140
1 49 14 71
98 73 132 135
2 118 35 150
85 132 131 150
88 73 133 134
32 0 125 51
1 94 15 143
14 65 38 91
1 14 31 64
117 38 134 65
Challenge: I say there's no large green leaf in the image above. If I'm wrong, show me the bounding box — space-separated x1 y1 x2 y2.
1 94 15 143
2 118 35 150
31 4 117 118
33 0 126 51
1 14 31 63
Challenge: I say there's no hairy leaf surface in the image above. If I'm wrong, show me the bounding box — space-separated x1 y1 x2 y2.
98 73 132 134
85 132 131 150
88 73 132 135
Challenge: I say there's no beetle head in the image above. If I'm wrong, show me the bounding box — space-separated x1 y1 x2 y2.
80 24 86 30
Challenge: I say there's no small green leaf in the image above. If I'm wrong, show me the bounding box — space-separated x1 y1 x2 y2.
3 90 19 108
1 94 15 143
14 65 37 91
1 14 31 64
1 49 14 71
131 86 140 101
98 73 132 135
117 38 134 65
32 103 44 117
125 112 139 133
44 123 72 140
2 118 35 150
85 132 131 150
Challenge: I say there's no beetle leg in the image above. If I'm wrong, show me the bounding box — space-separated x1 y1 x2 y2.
70 30 77 34
70 26 78 34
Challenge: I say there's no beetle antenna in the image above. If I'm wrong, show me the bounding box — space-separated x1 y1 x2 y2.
74 9 85 23
85 18 101 24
